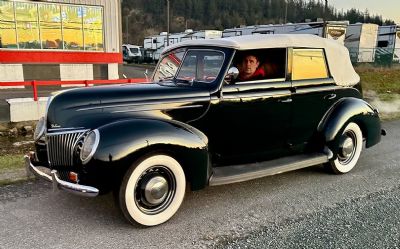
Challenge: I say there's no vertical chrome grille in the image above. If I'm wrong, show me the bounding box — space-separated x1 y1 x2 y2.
46 129 88 167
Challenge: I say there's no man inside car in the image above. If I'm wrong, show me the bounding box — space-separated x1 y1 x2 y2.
237 54 266 81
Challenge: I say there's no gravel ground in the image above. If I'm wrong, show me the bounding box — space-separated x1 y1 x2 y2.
213 185 400 249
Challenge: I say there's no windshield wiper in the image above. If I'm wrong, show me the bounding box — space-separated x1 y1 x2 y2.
159 76 174 82
174 78 195 86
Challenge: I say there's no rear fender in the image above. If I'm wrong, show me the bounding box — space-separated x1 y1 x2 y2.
317 97 381 157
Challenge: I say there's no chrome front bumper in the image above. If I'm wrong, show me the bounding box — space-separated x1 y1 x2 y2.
25 152 99 197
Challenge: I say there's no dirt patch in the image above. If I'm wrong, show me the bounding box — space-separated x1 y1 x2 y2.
0 136 35 155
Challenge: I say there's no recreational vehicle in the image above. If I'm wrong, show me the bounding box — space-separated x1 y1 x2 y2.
222 21 348 44
376 25 400 63
344 23 379 63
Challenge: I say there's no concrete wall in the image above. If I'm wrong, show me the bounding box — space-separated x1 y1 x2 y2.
7 98 49 122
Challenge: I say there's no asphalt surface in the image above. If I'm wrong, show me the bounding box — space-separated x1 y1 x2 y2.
0 120 398 248
0 65 154 122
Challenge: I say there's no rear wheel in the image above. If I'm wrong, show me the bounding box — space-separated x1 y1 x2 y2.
325 122 363 174
119 154 186 226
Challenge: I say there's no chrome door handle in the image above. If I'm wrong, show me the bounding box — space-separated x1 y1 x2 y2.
325 94 336 100
279 98 292 103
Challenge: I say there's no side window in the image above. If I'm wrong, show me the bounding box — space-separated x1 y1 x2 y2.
232 48 286 83
176 50 224 83
292 49 329 80
153 49 185 81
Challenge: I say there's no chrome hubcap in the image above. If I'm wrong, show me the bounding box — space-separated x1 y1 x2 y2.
338 131 357 164
144 176 169 205
341 137 354 158
134 166 176 215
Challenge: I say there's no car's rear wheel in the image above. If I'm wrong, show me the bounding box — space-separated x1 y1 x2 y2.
119 154 186 226
325 122 363 174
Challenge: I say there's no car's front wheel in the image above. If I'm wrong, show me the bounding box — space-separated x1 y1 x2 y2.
119 154 186 226
325 122 363 174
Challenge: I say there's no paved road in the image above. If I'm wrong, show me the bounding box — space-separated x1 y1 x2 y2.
0 65 154 122
0 120 398 249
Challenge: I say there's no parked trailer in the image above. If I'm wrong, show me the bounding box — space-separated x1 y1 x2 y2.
144 30 222 62
376 25 400 63
344 23 379 63
222 21 348 44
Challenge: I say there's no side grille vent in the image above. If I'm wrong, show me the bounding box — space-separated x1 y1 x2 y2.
46 129 88 167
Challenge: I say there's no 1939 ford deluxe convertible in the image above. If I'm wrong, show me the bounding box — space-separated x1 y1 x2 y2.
26 34 385 226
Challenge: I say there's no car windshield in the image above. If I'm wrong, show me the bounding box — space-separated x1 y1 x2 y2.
129 48 139 53
153 49 225 84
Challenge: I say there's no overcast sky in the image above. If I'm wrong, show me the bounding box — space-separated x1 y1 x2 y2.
328 0 400 23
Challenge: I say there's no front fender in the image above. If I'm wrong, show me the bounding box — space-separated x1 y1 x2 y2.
318 97 381 155
86 118 210 191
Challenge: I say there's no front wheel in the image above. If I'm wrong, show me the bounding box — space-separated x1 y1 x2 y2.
119 154 186 226
325 122 363 174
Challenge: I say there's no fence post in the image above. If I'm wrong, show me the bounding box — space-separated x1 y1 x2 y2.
32 80 38 101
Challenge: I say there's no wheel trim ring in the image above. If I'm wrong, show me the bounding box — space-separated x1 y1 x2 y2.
134 165 176 215
338 130 357 165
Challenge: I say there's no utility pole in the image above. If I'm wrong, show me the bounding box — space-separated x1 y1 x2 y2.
125 15 129 43
166 0 170 46
323 0 328 37
284 0 288 24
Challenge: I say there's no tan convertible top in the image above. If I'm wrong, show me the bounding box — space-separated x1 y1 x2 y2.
163 34 360 86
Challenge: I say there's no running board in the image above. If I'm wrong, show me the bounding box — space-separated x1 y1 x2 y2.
209 153 329 186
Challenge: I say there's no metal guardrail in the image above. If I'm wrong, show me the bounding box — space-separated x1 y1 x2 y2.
0 78 148 101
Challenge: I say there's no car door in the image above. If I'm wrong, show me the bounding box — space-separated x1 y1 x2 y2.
204 80 292 165
289 48 338 153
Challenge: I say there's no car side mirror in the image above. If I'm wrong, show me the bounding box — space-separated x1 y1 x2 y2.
144 69 149 82
225 67 239 83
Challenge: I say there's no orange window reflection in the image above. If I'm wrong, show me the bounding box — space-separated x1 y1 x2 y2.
15 2 40 49
62 5 83 50
0 1 17 48
84 7 103 51
39 3 62 49
292 49 329 80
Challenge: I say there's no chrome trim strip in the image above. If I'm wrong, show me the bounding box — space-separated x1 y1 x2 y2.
235 78 286 85
25 154 99 197
76 97 210 112
111 104 204 114
292 78 336 88
48 127 86 132
295 85 341 94
46 129 89 136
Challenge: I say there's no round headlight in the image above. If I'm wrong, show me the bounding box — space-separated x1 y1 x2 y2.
80 130 100 164
34 117 45 141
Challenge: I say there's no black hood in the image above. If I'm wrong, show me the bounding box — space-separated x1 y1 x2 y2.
46 82 210 129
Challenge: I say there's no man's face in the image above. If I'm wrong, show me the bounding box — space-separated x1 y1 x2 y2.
240 55 259 77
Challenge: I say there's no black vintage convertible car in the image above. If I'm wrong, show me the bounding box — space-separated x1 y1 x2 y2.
27 34 384 226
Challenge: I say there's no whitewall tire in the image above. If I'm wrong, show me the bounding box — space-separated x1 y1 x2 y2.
326 122 363 174
119 154 186 226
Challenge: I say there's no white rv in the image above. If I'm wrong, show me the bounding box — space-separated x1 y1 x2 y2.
376 25 400 63
222 21 348 44
144 30 222 62
122 44 142 63
344 23 379 63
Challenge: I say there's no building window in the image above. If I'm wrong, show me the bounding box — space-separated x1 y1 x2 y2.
39 3 62 49
15 2 40 49
0 0 104 51
292 49 329 80
62 5 84 50
0 1 17 48
84 7 103 51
